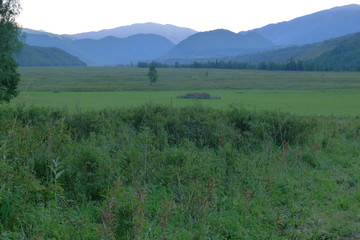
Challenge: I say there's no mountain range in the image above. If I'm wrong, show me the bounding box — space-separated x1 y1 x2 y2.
226 32 360 71
24 32 175 66
70 22 197 44
19 4 360 68
160 30 275 63
251 4 360 46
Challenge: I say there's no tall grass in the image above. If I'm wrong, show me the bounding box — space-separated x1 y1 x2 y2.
0 104 359 239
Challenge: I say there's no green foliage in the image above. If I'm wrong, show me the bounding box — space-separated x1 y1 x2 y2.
227 107 315 145
0 104 359 239
309 34 360 71
139 56 359 71
147 65 158 84
0 56 20 102
0 0 22 102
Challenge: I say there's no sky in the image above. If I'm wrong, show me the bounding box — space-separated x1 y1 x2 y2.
18 0 359 34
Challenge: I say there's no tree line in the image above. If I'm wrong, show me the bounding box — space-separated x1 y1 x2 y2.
138 58 360 71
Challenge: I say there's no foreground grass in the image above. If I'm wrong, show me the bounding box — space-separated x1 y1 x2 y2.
0 104 359 239
10 88 360 116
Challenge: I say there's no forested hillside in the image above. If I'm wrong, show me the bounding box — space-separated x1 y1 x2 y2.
160 29 275 63
16 45 87 67
230 32 360 71
153 32 360 71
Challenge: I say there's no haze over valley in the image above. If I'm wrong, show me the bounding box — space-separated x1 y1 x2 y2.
18 4 360 68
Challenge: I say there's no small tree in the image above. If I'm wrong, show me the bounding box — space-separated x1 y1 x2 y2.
0 0 22 102
147 65 158 85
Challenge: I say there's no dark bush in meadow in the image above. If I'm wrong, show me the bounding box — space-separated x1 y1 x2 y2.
177 92 221 99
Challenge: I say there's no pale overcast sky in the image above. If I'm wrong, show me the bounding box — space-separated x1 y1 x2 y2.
18 0 359 34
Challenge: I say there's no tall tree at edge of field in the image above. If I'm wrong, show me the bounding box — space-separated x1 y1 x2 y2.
0 0 22 102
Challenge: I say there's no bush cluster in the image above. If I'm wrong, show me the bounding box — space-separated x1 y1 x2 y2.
177 92 221 99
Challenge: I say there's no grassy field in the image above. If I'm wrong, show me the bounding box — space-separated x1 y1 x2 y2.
18 66 360 91
11 89 360 116
12 67 360 116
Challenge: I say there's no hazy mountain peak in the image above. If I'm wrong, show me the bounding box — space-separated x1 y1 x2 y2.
252 4 360 46
329 4 360 11
187 29 236 40
205 29 235 34
21 4 360 66
23 30 175 66
161 28 275 62
22 28 77 41
22 28 46 34
71 22 197 44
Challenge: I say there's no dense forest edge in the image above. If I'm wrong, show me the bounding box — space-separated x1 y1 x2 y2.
1 104 359 239
138 56 360 71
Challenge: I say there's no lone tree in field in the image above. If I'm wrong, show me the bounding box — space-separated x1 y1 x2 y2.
0 0 22 102
147 64 158 85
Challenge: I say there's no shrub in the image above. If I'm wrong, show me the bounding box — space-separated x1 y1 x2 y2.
177 92 221 99
227 107 316 145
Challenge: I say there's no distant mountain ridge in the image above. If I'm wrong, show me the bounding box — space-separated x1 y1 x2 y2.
251 4 360 46
20 4 360 67
22 28 76 40
70 22 197 44
159 4 360 64
24 32 175 66
160 29 275 63
224 32 360 71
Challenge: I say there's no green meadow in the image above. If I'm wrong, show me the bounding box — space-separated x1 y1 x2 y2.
12 66 360 116
18 66 360 91
11 89 360 116
2 66 360 239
